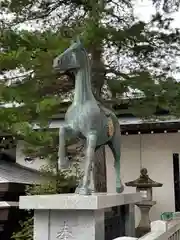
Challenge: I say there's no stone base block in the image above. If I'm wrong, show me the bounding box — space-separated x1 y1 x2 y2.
20 193 141 240
34 209 104 240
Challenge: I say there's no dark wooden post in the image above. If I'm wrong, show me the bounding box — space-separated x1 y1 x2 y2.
94 145 107 192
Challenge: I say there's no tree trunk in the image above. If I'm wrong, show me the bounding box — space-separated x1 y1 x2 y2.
87 0 108 193
90 41 107 193
94 146 107 192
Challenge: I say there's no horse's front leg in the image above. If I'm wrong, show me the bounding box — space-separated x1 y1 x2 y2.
78 132 97 195
58 125 72 170
75 161 95 194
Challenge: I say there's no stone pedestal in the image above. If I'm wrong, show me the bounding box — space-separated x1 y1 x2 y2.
135 201 156 237
20 193 141 240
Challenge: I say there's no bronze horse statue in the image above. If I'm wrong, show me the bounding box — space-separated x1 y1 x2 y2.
53 39 124 195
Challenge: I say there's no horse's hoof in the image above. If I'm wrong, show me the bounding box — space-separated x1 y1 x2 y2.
75 187 80 194
116 185 124 193
59 161 69 169
60 164 69 169
78 187 92 195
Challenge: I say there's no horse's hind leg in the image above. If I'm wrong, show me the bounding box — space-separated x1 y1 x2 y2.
108 130 124 193
78 132 97 195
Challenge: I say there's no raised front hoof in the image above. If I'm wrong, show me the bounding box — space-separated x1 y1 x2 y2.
77 187 92 195
116 185 124 193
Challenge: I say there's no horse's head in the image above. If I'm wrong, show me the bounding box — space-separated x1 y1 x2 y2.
53 38 83 74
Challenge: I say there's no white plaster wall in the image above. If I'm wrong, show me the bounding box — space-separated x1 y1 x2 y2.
106 133 180 226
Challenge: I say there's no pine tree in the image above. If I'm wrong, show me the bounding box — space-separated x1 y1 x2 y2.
1 1 180 239
1 0 180 191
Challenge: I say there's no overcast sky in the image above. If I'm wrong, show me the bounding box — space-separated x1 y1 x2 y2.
134 0 180 80
134 0 180 28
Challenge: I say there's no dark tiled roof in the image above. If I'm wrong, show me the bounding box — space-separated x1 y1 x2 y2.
0 160 45 184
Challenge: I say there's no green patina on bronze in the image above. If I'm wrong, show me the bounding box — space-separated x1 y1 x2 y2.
53 38 124 195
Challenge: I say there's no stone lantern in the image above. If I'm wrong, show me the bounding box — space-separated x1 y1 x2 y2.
125 168 163 237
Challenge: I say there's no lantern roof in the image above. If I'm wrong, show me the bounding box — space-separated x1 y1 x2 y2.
125 168 163 188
